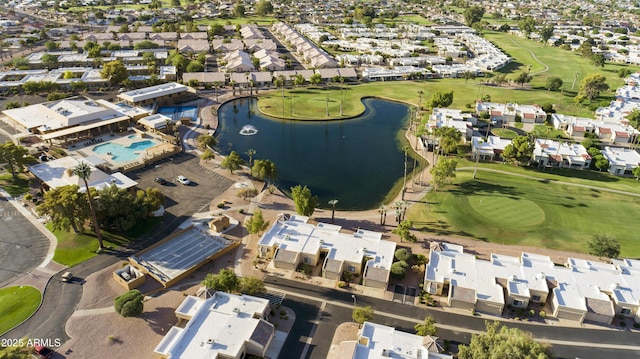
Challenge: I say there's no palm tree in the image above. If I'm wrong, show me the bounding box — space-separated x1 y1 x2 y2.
73 162 104 251
328 199 338 223
246 148 256 166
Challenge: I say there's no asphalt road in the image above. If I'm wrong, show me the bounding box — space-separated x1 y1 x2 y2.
265 276 640 359
0 196 50 286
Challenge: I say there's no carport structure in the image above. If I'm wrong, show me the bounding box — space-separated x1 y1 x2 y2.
129 225 239 288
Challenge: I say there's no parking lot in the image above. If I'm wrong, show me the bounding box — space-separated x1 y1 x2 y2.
125 152 234 245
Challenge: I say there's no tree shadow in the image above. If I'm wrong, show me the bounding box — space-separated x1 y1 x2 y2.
448 181 521 197
142 307 177 335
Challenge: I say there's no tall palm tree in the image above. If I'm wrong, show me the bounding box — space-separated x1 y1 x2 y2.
328 199 338 223
246 148 256 167
73 162 104 251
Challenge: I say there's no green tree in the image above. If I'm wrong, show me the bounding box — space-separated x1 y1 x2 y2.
254 0 273 16
41 53 59 70
590 53 605 68
392 220 417 242
627 109 640 129
309 73 322 86
352 305 374 325
118 24 129 33
502 136 533 165
463 5 485 26
434 126 461 154
429 90 454 108
246 209 269 234
202 268 239 292
245 148 256 166
539 24 555 44
545 77 563 91
100 60 128 85
415 316 437 336
0 142 36 180
166 52 189 72
233 1 245 17
458 321 551 359
134 40 160 50
12 56 29 69
36 185 89 233
135 187 164 218
97 184 139 231
576 73 609 102
518 16 536 38
390 261 409 279
394 247 412 262
290 185 318 216
201 148 215 162
594 155 609 171
633 166 640 180
186 60 204 72
588 234 620 258
514 72 532 87
237 276 265 295
44 40 59 50
221 151 245 174
430 158 457 191
114 289 144 317
251 159 277 183
73 162 104 250
196 134 217 149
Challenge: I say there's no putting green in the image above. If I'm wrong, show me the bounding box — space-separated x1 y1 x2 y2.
466 195 545 228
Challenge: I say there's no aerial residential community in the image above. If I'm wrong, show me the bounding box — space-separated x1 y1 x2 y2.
1 0 640 358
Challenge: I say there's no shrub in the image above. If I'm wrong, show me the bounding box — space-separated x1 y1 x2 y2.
633 322 639 329
337 281 346 288
413 254 427 266
539 310 546 319
236 187 258 199
114 289 144 317
238 208 245 214
528 309 535 317
390 261 409 280
217 202 225 208
394 248 412 262
620 321 626 327
24 193 33 201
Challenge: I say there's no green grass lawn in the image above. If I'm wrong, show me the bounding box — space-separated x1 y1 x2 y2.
491 128 518 139
50 217 161 267
258 79 600 119
531 125 570 139
0 173 30 197
408 167 640 256
0 286 41 335
483 31 635 93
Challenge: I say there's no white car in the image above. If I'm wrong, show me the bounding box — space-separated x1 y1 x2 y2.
176 175 191 185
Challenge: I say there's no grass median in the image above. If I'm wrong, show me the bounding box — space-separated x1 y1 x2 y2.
0 286 41 335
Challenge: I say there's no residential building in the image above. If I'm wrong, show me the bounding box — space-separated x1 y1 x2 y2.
335 321 452 359
427 108 475 140
154 292 276 359
601 146 640 175
471 135 512 160
425 242 640 324
532 139 592 169
257 214 396 289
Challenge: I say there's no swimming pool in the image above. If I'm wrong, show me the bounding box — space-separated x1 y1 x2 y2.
157 106 198 121
92 140 158 163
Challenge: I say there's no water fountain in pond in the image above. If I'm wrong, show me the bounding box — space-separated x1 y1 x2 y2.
239 125 258 136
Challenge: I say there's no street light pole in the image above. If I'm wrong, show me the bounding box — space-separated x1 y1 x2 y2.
351 294 357 322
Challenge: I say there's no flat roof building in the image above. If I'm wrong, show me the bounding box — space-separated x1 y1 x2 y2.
154 292 275 359
116 82 196 106
258 214 396 289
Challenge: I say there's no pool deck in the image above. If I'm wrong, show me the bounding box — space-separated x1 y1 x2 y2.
72 132 160 168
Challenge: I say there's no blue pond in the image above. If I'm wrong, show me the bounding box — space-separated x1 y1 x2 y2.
93 140 158 163
215 98 414 210
157 106 198 121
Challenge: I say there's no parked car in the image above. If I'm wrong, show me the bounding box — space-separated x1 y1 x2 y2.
176 175 190 185
61 272 73 283
33 345 53 359
154 177 167 185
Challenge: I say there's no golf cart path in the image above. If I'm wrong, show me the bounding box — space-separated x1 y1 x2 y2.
458 167 640 197
507 37 550 75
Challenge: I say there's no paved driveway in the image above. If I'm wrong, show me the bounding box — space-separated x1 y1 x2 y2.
0 196 50 286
